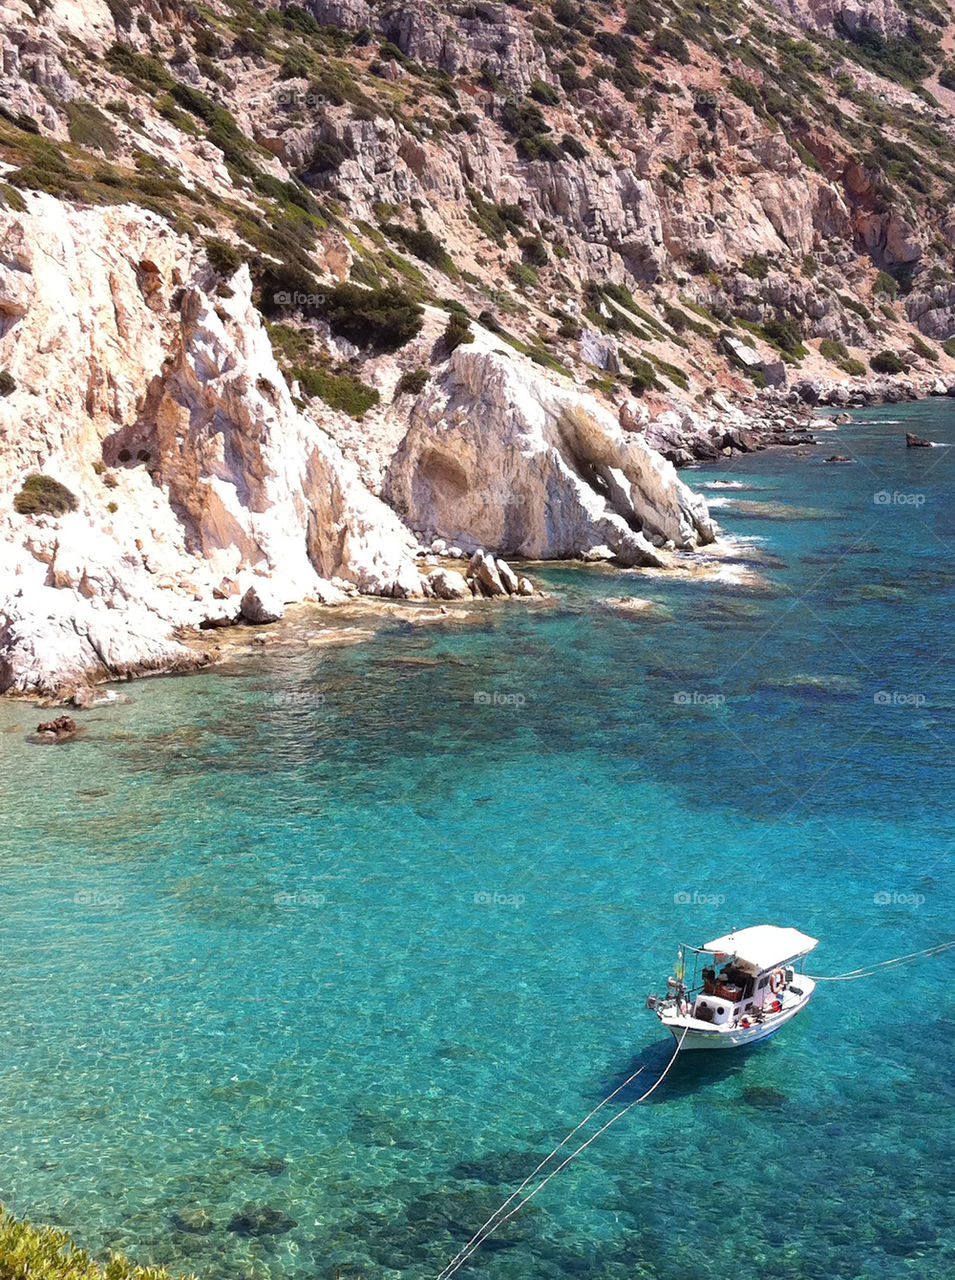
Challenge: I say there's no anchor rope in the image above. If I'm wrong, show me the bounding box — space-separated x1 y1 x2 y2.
435 1028 688 1280
807 939 955 982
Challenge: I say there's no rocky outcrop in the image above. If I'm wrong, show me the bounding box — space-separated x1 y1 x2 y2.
384 333 715 567
0 195 425 697
240 582 285 624
768 0 909 38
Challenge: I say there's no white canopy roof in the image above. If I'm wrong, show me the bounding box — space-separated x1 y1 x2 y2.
702 925 818 974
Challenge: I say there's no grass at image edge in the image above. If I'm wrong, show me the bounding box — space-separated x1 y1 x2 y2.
0 1208 198 1280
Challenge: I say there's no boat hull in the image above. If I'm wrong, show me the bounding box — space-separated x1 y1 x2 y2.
659 979 815 1050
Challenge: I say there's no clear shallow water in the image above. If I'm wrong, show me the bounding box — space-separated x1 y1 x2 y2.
1 402 954 1280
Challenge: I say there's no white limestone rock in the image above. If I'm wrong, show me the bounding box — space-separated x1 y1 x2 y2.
384 341 715 566
428 567 470 599
0 195 425 696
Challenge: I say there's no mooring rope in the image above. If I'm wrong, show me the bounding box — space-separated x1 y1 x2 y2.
435 1028 688 1280
807 939 955 982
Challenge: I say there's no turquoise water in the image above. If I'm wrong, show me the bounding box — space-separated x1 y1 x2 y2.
1 403 954 1280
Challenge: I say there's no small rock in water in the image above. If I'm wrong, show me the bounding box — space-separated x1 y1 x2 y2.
824 455 852 463
227 1202 297 1236
467 549 506 597
906 432 932 448
495 557 520 594
36 715 76 739
240 581 285 624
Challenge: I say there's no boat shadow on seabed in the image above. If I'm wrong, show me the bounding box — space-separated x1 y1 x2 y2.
594 1034 763 1108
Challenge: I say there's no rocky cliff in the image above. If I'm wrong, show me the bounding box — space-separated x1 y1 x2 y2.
2 0 955 696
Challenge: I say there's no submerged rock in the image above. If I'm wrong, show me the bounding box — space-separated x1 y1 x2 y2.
170 1207 214 1234
227 1202 297 1236
248 1154 288 1176
740 1084 788 1109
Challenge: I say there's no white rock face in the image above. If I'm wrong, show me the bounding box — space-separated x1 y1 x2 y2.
0 586 201 697
385 337 715 565
0 194 424 696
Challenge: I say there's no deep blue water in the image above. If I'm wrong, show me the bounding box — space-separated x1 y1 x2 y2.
1 402 954 1280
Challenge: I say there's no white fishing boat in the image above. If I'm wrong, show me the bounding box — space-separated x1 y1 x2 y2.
646 925 818 1050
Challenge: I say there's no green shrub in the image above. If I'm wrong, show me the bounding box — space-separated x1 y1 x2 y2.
293 364 379 418
762 317 804 354
622 352 661 396
943 338 955 358
106 0 132 28
65 102 118 154
553 0 579 26
0 370 15 396
740 254 770 280
529 80 560 105
518 134 563 162
306 141 348 174
874 269 898 300
395 367 430 396
520 235 549 266
653 28 691 65
382 223 455 273
841 357 867 376
444 312 474 352
662 303 688 333
500 98 550 139
870 349 905 374
507 262 539 289
911 335 939 362
624 1 655 35
106 42 172 88
688 248 713 275
204 237 244 276
820 338 849 362
13 474 78 516
320 283 424 351
561 133 588 159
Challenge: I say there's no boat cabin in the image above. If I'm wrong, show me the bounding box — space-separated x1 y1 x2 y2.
689 926 817 1027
